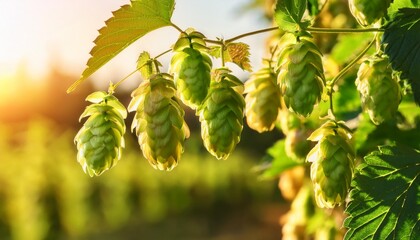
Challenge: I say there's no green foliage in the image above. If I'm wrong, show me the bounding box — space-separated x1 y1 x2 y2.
307 0 326 16
258 140 302 180
383 8 420 105
349 0 392 26
0 121 276 239
274 0 309 32
344 145 420 240
387 0 420 15
68 0 175 92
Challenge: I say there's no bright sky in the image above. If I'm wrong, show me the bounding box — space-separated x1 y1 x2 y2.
0 0 269 88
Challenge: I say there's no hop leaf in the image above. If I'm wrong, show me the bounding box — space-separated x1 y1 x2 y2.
274 0 309 32
306 120 355 208
356 54 401 125
349 0 392 26
128 73 190 171
75 91 127 176
382 8 420 105
198 68 245 160
277 37 325 117
68 0 175 92
244 67 281 133
170 29 212 109
344 145 420 240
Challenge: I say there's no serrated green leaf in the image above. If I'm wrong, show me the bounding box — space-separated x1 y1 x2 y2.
382 8 420 105
344 145 420 240
259 140 302 179
274 0 308 32
68 0 175 93
387 0 420 16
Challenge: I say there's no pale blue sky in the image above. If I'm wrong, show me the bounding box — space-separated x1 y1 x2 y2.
0 0 270 88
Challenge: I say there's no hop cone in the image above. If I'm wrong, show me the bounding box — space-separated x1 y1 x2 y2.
170 29 212 109
75 91 127 177
244 67 281 133
128 73 190 171
349 0 392 26
356 55 401 125
277 37 325 117
306 120 355 208
198 68 245 160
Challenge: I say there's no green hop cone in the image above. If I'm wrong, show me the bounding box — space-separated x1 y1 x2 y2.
356 55 401 125
349 0 392 26
170 28 212 109
75 91 127 177
198 68 245 160
244 67 281 133
129 73 190 171
277 36 325 117
306 120 355 208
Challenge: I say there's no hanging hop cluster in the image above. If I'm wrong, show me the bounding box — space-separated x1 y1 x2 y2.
277 36 325 117
198 68 245 160
356 54 401 125
349 0 393 26
244 66 281 133
306 120 355 208
75 91 127 177
129 73 190 171
169 28 212 109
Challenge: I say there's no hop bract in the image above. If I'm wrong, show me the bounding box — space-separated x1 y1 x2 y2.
277 36 325 117
129 73 190 171
306 120 355 208
198 68 245 160
75 91 127 177
170 29 212 109
356 55 401 125
349 0 392 26
245 67 281 133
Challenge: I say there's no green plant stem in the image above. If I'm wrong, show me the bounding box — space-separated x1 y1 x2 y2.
327 34 377 116
202 26 383 47
171 23 184 33
329 35 376 87
225 27 278 43
307 27 384 34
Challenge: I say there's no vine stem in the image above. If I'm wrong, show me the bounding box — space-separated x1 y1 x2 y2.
202 26 383 46
307 27 384 34
329 34 377 87
171 23 184 33
327 34 377 116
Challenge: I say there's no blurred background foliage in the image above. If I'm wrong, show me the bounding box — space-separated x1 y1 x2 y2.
0 115 282 240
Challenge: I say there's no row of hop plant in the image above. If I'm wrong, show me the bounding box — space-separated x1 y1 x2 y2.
75 25 402 212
